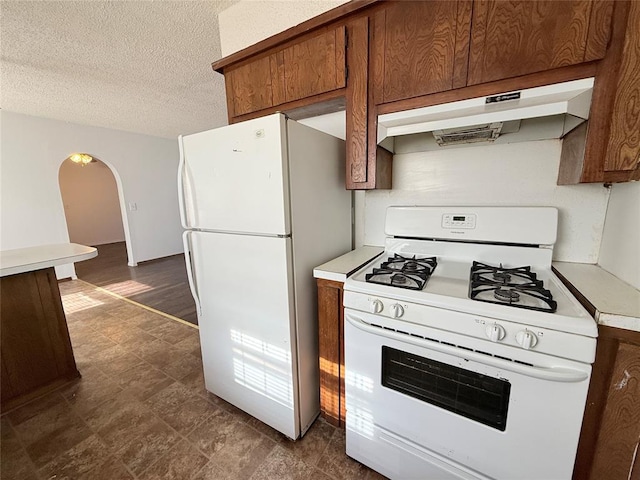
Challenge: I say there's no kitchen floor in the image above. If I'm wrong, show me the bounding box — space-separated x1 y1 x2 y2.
0 280 385 480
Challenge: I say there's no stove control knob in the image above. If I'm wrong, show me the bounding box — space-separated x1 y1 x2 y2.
370 299 384 314
516 330 538 350
486 323 506 342
390 304 405 318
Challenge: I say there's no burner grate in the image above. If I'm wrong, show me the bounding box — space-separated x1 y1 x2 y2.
469 261 557 313
366 254 437 290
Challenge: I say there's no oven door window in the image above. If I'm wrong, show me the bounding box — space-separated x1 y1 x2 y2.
381 346 510 431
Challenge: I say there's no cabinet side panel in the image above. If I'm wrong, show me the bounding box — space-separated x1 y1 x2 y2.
590 342 640 480
604 0 640 173
317 280 342 426
580 0 631 182
346 16 369 187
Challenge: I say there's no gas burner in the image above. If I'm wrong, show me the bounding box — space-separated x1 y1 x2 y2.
469 261 557 313
382 254 437 273
472 262 541 286
494 287 520 303
365 254 437 290
493 271 512 283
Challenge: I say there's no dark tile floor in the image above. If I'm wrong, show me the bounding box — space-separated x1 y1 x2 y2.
0 280 386 480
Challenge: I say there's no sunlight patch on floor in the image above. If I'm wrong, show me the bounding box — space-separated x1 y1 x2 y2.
101 279 155 296
60 292 105 313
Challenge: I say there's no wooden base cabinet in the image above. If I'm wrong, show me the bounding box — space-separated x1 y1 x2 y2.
316 278 346 427
1 268 79 411
574 326 640 480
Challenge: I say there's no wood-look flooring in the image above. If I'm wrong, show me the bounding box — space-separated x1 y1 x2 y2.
74 242 197 325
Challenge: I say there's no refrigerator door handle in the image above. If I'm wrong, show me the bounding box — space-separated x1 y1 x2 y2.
182 231 201 316
177 135 190 230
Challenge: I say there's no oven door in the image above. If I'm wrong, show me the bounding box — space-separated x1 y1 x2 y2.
344 309 591 480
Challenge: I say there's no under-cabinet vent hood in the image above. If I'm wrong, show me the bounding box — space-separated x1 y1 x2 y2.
378 78 594 146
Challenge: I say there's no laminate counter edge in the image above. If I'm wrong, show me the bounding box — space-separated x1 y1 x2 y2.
314 246 384 282
0 243 97 277
552 261 640 333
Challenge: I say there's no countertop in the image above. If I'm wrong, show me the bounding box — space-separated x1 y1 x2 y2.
0 243 98 277
553 261 640 333
314 246 384 282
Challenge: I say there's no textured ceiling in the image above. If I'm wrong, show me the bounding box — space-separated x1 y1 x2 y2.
0 0 236 139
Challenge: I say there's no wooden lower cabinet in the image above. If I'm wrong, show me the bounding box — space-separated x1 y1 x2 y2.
316 278 345 427
574 325 640 480
1 268 79 411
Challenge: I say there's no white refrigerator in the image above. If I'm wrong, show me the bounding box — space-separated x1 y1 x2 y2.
178 113 352 439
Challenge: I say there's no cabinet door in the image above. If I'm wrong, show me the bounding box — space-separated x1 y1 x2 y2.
317 278 344 427
226 55 279 117
0 269 78 407
603 0 640 176
373 1 472 104
468 0 613 86
276 26 346 104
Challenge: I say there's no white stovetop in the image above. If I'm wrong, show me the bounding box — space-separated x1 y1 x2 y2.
0 243 97 277
345 239 597 338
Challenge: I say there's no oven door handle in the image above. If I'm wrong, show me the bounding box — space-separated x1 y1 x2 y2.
345 315 589 383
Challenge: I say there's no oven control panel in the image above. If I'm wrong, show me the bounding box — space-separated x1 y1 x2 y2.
442 213 476 229
343 290 596 364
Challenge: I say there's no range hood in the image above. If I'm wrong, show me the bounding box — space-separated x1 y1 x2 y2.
377 78 594 146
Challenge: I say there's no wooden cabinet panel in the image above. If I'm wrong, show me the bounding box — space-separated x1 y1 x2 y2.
558 0 640 184
468 0 612 86
317 278 345 427
1 268 79 409
224 27 346 119
590 341 640 479
374 1 472 104
226 55 277 117
346 14 392 190
574 326 640 480
604 0 640 174
280 26 346 104
346 16 369 187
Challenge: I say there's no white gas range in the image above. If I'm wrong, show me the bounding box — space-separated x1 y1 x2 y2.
343 206 596 480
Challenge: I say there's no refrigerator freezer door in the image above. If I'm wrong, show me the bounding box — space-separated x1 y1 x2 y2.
179 114 290 235
189 230 302 439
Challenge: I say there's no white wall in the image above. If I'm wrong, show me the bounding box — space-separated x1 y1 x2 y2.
59 159 126 246
598 182 640 289
0 111 183 278
361 139 611 263
218 0 349 57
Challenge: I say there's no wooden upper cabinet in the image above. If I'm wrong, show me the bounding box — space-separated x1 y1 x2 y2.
372 1 472 104
603 0 640 176
468 0 614 86
558 0 639 184
276 26 346 104
226 56 278 117
223 26 347 119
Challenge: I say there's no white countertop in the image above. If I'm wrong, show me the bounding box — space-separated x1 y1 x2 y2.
314 246 384 283
0 243 98 277
553 261 640 333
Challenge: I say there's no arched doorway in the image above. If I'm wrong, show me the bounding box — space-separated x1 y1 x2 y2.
58 153 134 272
